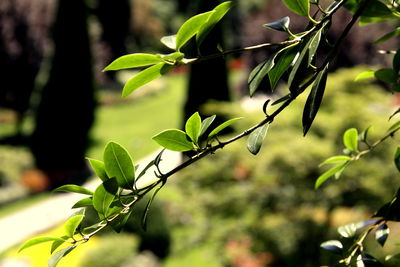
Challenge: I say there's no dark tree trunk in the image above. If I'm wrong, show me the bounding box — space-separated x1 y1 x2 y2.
31 0 95 188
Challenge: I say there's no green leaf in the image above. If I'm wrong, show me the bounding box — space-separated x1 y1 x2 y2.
153 129 195 152
320 240 343 254
87 158 108 181
319 156 351 166
103 53 163 71
272 93 292 105
375 223 389 247
64 215 84 238
307 29 322 65
160 35 177 50
159 52 185 65
343 128 359 152
282 0 309 17
175 11 214 50
104 141 135 190
93 178 119 219
72 197 93 209
185 112 202 144
263 16 290 32
48 245 76 267
109 209 133 233
122 63 172 98
358 126 372 143
375 68 398 83
395 147 400 172
53 185 93 196
393 48 400 75
19 236 66 252
373 28 400 45
142 183 165 231
269 45 299 90
315 162 348 189
197 1 234 46
200 115 216 137
247 124 269 155
50 236 68 254
355 71 375 81
208 117 242 139
357 253 384 266
302 65 328 135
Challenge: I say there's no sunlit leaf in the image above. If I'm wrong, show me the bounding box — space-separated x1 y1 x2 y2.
93 178 119 219
185 112 202 144
122 63 172 98
315 162 348 189
48 245 77 267
19 236 66 252
319 156 351 166
355 71 375 81
103 53 163 71
50 236 68 254
343 128 359 152
72 197 93 209
338 223 357 238
269 45 299 90
320 240 343 254
208 117 242 139
282 0 310 17
53 185 93 196
64 215 84 238
247 124 269 155
104 141 135 189
160 35 177 50
153 129 195 152
87 158 108 181
375 223 390 247
357 253 384 267
200 115 216 137
358 126 372 143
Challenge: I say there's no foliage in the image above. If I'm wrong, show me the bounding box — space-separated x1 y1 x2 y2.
18 0 400 266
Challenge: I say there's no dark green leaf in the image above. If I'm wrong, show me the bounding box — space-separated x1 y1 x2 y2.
185 112 202 144
122 63 172 98
359 126 372 143
50 236 68 254
393 48 400 74
283 0 310 17
72 197 93 209
388 120 400 132
375 223 389 247
93 178 119 219
345 0 394 18
153 129 195 152
64 215 84 238
269 46 299 90
142 183 165 231
394 147 400 172
247 124 269 155
208 117 242 139
110 209 133 233
357 253 384 267
175 11 213 50
197 1 234 46
104 141 135 189
19 236 66 252
200 115 216 137
103 53 163 71
343 128 359 152
87 158 108 181
355 71 375 81
319 156 351 166
307 29 322 65
320 240 343 254
375 68 398 83
263 16 290 32
373 28 400 45
48 245 76 267
160 35 177 50
315 162 348 189
272 93 292 105
53 185 93 196
302 66 328 135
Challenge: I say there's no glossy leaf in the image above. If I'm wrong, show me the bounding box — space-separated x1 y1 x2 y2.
175 11 213 50
122 63 172 98
394 147 400 172
373 28 400 45
19 236 66 252
357 253 384 267
93 178 119 219
263 16 290 32
160 35 177 50
197 1 234 46
269 46 299 90
338 223 357 238
53 185 93 196
50 236 68 254
72 197 93 209
208 117 242 139
185 112 202 144
160 52 185 64
87 158 108 181
104 141 135 189
319 156 351 166
320 240 343 254
283 0 309 17
103 53 163 71
153 129 195 152
315 162 348 189
343 128 359 152
359 126 372 143
48 245 76 267
307 29 322 65
64 215 84 238
375 68 398 83
302 66 328 135
200 115 216 137
247 124 269 155
375 223 389 247
355 71 375 81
